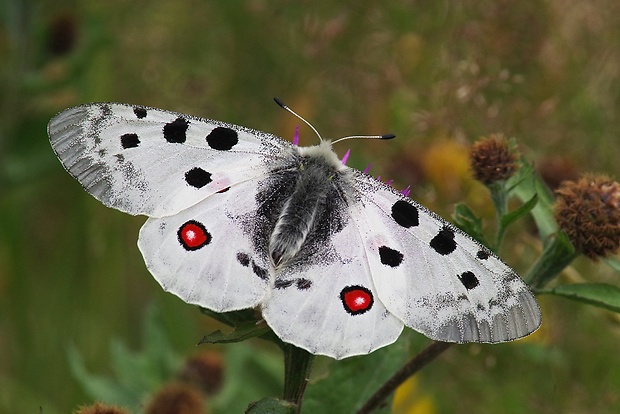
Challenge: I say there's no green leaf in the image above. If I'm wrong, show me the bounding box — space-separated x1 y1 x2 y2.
526 231 576 288
302 339 408 414
500 194 538 229
282 345 314 406
141 304 182 384
199 321 272 345
200 307 260 327
246 397 296 414
107 304 180 396
452 203 487 246
509 158 558 244
67 344 139 406
109 339 155 394
67 303 183 410
209 344 283 414
604 257 620 273
539 283 620 313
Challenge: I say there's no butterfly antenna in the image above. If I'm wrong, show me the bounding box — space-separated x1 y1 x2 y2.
332 133 396 145
274 98 324 142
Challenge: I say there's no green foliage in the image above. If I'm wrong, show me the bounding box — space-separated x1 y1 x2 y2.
198 321 272 345
3 1 620 413
453 203 487 246
303 341 408 414
209 345 284 414
67 305 181 410
539 283 620 314
246 397 296 414
509 159 560 244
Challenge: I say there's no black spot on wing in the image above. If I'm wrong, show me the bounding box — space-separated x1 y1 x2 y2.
207 127 239 150
391 200 419 228
251 261 268 281
477 249 490 260
296 278 312 290
133 107 147 119
236 252 250 267
430 227 457 255
458 271 479 290
164 117 189 143
378 246 404 267
185 167 212 188
236 252 268 281
120 133 140 149
275 278 313 290
275 279 294 289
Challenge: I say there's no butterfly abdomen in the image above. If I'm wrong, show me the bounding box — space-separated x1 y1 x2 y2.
269 153 348 268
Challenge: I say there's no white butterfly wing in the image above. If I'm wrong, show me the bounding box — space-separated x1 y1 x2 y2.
350 172 541 343
49 101 541 359
138 179 270 312
48 103 290 217
261 216 404 359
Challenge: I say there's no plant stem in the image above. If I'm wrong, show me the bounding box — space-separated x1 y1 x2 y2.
526 231 577 289
356 341 451 414
490 182 509 251
282 344 315 413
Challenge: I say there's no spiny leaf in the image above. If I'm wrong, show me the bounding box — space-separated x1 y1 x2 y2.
246 397 296 414
509 157 558 244
199 321 272 345
500 194 538 228
453 203 487 246
539 283 620 313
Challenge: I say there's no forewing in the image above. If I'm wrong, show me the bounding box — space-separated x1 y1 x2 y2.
48 103 291 217
351 172 541 343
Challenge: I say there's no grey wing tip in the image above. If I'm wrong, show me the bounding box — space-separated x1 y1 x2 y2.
429 290 542 344
48 104 100 145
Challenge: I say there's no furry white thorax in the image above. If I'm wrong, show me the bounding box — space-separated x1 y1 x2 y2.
296 140 349 172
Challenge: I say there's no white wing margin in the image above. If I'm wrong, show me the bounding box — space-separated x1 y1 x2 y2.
48 103 292 218
350 172 541 343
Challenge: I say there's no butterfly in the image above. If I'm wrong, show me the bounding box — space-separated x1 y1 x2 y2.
48 100 541 359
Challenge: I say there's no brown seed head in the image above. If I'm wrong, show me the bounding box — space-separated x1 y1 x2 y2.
554 174 620 259
178 352 224 395
469 134 519 185
145 383 206 414
74 402 129 414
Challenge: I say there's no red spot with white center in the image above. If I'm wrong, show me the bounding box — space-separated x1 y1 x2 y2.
177 220 211 251
340 285 374 315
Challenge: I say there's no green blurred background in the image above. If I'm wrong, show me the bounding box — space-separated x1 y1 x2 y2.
2 1 620 413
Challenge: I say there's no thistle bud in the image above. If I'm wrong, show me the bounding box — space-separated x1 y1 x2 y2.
74 402 129 414
554 174 620 259
145 383 205 414
178 352 224 395
469 134 519 185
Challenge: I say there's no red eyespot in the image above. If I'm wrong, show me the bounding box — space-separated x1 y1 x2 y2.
178 220 211 251
340 285 373 315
